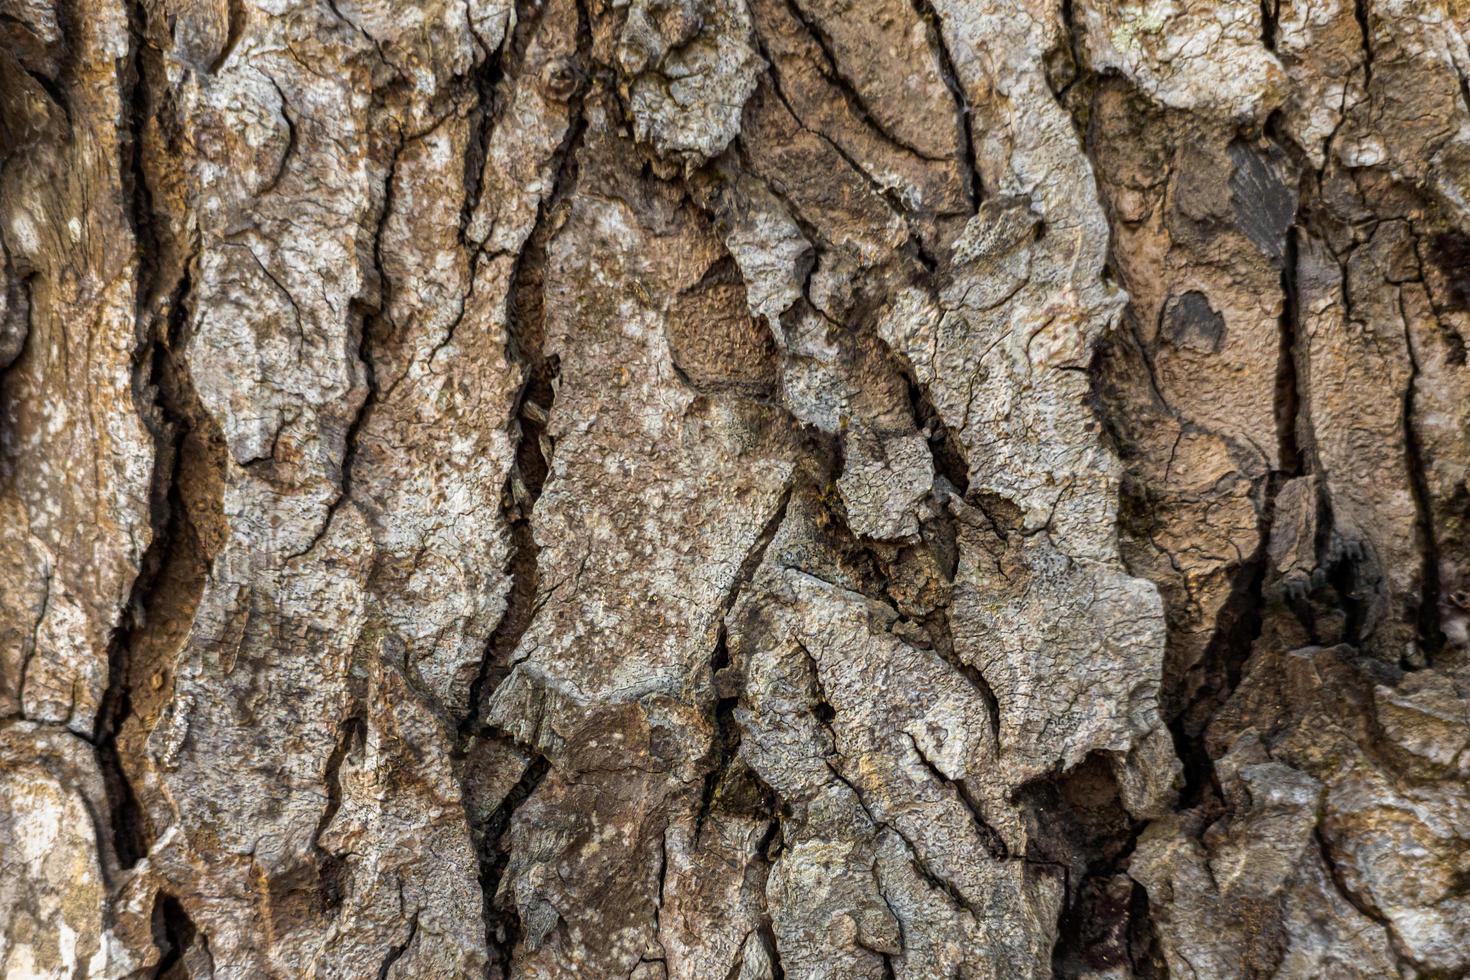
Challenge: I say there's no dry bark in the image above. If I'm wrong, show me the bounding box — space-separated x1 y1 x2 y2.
2 0 1469 977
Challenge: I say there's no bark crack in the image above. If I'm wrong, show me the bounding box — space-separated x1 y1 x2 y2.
776 0 952 166
458 104 584 741
749 28 938 267
94 0 188 873
909 0 982 208
479 754 550 977
1274 222 1304 476
375 912 419 980
904 732 1008 860
286 132 402 561
1352 0 1375 87
1396 284 1445 662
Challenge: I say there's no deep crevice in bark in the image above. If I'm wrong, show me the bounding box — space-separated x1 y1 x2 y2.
1275 224 1303 476
1023 755 1155 978
459 96 585 740
1260 0 1278 50
695 627 741 843
1399 303 1446 664
455 33 589 973
207 0 247 74
901 371 970 499
1352 0 1375 86
480 754 550 979
1050 0 1089 110
923 604 1000 737
758 918 786 979
313 713 364 908
697 477 793 840
287 131 403 561
149 891 207 980
460 19 508 244
908 0 982 208
1173 549 1267 809
95 0 178 873
94 674 150 868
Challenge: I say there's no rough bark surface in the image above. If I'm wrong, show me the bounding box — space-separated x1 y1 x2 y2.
2 0 1468 977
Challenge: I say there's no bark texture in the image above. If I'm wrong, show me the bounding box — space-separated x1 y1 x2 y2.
2 0 1469 976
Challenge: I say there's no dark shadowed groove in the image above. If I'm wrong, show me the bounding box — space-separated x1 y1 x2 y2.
461 0 543 244
286 133 400 562
905 733 1008 859
902 371 970 498
207 0 247 74
312 713 364 908
696 661 766 847
94 0 176 874
1400 296 1446 663
696 480 793 840
923 605 999 737
1126 879 1168 978
456 7 591 974
759 918 786 979
1030 753 1157 977
18 63 72 126
1353 0 1375 86
149 892 209 980
479 755 550 980
1171 547 1267 807
457 58 588 743
908 0 982 209
1274 224 1303 475
376 914 419 980
1050 0 1091 110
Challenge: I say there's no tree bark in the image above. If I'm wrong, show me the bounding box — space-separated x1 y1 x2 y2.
2 0 1468 976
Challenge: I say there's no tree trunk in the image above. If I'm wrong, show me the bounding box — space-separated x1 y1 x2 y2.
2 0 1468 976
